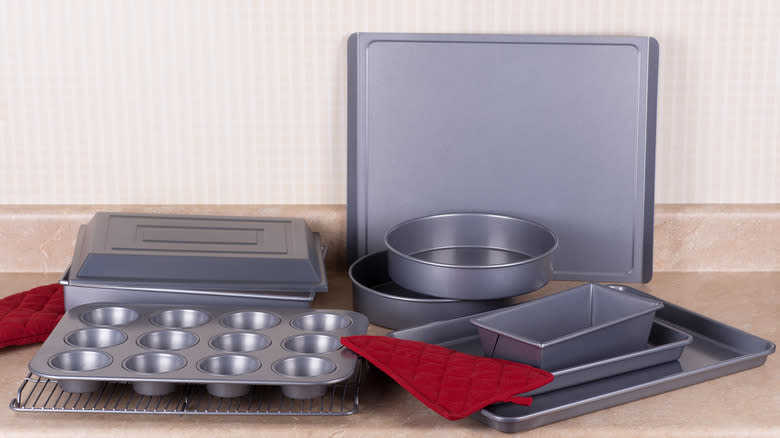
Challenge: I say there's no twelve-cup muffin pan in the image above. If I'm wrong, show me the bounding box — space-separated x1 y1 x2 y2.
28 304 369 400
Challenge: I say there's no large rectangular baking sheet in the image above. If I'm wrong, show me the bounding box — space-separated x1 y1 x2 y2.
347 33 659 283
390 285 775 432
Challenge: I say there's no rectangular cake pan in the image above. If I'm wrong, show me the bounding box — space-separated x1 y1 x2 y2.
347 33 658 283
389 316 692 397
69 212 328 292
470 283 663 370
29 304 369 400
61 267 316 310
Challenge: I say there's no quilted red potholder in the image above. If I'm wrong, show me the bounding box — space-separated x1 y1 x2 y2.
0 283 64 349
341 335 554 421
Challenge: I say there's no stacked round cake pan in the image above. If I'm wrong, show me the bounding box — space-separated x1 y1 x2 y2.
350 213 559 329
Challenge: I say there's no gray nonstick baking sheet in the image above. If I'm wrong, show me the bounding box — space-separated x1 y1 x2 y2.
390 285 775 432
347 33 659 283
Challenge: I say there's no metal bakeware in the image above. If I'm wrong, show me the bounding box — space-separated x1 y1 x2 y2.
396 285 775 433
10 360 364 416
28 304 368 400
61 266 316 310
347 33 658 284
470 283 663 369
389 317 691 396
349 251 513 330
384 213 558 300
68 212 328 293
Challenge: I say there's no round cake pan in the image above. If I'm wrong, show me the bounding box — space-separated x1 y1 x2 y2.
349 251 513 330
384 213 558 300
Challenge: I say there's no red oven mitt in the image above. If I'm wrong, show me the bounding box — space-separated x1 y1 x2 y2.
0 283 64 349
341 335 554 421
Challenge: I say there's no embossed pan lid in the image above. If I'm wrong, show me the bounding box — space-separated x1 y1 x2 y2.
68 212 327 293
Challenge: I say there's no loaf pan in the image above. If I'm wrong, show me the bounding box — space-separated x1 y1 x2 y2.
470 283 663 369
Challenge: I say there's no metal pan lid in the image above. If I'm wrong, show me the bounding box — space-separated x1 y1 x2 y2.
68 212 328 293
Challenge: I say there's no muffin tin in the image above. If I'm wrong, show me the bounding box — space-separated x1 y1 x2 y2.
28 304 368 400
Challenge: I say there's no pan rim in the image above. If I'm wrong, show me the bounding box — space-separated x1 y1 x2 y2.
383 212 559 270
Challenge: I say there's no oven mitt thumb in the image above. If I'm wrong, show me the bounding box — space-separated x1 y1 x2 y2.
0 283 64 349
341 335 554 421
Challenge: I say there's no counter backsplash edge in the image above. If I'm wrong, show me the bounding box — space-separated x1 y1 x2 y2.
0 204 776 273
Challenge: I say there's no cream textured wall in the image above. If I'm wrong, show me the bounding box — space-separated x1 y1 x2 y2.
0 0 777 205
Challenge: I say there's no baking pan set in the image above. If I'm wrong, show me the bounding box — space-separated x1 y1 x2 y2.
347 32 773 433
10 32 776 431
347 32 659 329
28 304 369 400
390 285 775 432
62 212 328 309
15 212 371 416
347 33 658 284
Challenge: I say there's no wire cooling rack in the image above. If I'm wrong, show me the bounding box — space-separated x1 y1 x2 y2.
10 360 363 416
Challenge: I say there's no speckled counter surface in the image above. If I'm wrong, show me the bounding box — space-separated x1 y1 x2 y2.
0 271 776 438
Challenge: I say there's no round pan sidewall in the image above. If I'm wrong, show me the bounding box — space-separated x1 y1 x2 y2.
384 213 558 300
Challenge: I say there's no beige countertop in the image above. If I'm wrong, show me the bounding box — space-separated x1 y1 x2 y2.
0 271 777 437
